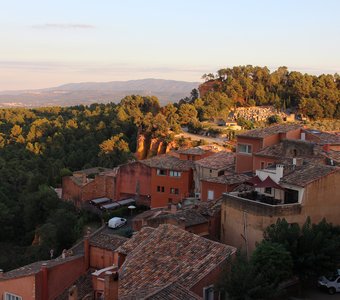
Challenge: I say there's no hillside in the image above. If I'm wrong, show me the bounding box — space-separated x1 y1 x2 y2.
0 78 200 107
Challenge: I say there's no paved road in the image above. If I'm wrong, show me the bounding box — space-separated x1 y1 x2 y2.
176 131 233 147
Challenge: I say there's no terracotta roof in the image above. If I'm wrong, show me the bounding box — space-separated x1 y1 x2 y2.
304 129 340 145
280 164 339 187
176 147 206 155
0 255 83 280
325 150 340 163
145 282 202 300
202 173 250 185
195 151 235 169
74 167 111 175
90 227 128 251
117 224 235 299
141 154 194 171
237 124 301 139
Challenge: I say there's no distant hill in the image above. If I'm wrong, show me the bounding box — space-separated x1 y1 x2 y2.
0 79 200 107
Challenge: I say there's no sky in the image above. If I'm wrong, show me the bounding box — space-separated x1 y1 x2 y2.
0 0 339 90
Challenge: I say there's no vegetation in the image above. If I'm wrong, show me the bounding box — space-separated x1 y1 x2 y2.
0 96 173 271
218 217 340 299
201 65 340 120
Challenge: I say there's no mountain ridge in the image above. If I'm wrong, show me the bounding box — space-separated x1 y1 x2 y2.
0 78 200 107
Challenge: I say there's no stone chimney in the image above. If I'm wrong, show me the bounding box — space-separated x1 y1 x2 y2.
170 203 177 213
41 263 48 300
104 271 119 300
276 164 284 180
68 285 78 300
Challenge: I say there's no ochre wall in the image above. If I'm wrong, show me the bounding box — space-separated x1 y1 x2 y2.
90 246 115 270
0 276 36 300
115 162 151 200
201 181 227 201
301 171 340 224
150 169 193 208
221 171 340 253
47 256 85 300
252 155 276 172
186 222 209 236
236 137 262 173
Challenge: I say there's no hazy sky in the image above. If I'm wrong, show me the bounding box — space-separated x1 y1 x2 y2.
0 0 339 90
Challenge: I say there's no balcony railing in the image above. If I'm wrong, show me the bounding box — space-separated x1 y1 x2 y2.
223 193 301 217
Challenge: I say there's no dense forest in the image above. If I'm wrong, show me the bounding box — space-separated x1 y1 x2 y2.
0 96 176 270
198 65 340 119
1 65 339 271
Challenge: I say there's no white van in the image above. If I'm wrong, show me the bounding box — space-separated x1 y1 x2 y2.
318 269 340 294
108 217 127 229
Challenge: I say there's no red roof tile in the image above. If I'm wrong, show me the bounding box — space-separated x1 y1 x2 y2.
237 124 301 139
117 224 235 299
195 151 235 169
141 154 194 171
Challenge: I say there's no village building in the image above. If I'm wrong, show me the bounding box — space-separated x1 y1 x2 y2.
221 163 340 253
0 224 236 300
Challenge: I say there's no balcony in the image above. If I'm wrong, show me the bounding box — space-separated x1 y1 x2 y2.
223 192 302 217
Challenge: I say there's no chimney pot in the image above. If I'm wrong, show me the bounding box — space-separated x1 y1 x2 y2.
0 269 4 278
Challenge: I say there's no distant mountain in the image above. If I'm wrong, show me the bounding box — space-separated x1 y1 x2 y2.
0 79 200 107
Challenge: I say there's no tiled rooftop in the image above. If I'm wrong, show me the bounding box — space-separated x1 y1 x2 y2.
73 167 111 176
176 147 207 155
237 124 301 139
202 173 250 185
0 255 83 280
141 154 194 171
280 164 339 187
117 224 235 299
145 282 202 300
304 129 340 145
90 228 128 251
195 151 235 169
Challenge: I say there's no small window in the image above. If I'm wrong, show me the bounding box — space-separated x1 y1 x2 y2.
169 170 181 177
208 190 214 200
238 144 252 154
157 169 166 176
261 162 265 169
170 188 179 194
264 187 272 194
161 186 165 192
157 186 160 192
203 286 214 300
5 293 23 300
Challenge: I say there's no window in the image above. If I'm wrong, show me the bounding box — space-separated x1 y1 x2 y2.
203 286 214 300
217 170 224 176
207 190 214 200
238 144 252 154
261 162 265 169
169 170 181 177
157 169 166 176
157 186 165 193
284 189 299 204
264 187 272 194
5 293 22 300
170 188 179 194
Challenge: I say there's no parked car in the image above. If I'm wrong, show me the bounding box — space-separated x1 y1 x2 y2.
318 269 340 294
108 217 127 229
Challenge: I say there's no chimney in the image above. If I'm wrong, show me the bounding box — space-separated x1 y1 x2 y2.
275 164 284 180
300 132 306 141
84 235 90 271
104 271 119 300
68 285 78 300
41 263 48 300
170 204 177 213
0 269 4 278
